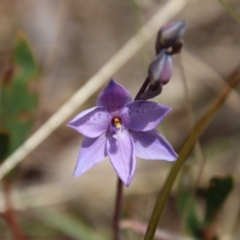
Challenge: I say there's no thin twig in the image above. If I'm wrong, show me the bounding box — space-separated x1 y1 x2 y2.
217 0 240 22
182 50 240 116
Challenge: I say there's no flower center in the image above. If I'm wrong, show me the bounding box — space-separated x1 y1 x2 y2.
111 117 122 129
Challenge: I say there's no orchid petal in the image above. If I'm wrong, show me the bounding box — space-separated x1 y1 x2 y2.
68 106 111 138
97 80 132 114
73 133 107 176
131 129 177 161
107 129 135 186
121 101 170 131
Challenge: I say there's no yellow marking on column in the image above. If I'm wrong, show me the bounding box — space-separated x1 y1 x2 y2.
112 117 122 129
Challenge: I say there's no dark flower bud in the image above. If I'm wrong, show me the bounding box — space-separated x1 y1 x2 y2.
148 49 173 85
170 39 184 55
155 21 186 54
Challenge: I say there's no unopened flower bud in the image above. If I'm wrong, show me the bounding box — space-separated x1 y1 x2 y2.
155 21 186 54
148 49 173 85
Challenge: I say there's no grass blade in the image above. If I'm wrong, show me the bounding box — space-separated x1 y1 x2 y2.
144 66 240 240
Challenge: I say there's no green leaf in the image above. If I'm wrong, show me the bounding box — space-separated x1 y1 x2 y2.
177 169 201 236
204 176 234 225
0 32 39 161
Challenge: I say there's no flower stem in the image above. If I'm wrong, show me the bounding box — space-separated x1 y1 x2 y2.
112 75 152 240
134 76 150 100
113 178 123 240
2 180 27 240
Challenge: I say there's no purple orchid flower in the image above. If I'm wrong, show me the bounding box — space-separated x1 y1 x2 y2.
68 80 177 186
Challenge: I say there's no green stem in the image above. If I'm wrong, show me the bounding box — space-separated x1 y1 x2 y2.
218 0 240 22
144 66 240 240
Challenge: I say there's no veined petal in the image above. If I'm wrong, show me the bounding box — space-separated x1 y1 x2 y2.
68 106 111 138
121 101 170 131
73 133 107 176
107 129 135 186
97 80 132 114
131 130 177 161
